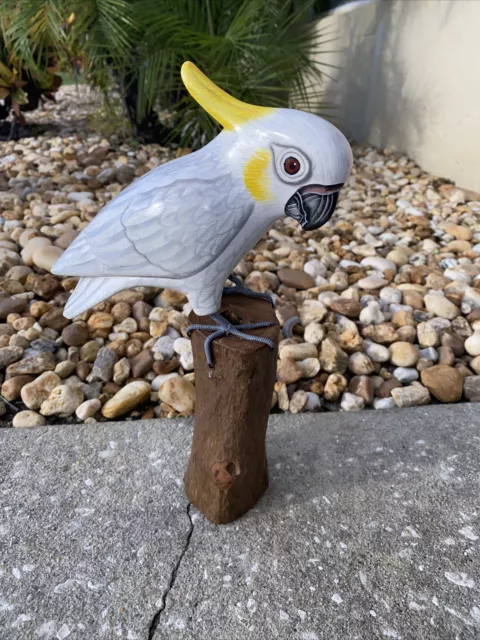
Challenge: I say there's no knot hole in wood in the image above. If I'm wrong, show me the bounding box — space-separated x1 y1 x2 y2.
211 459 240 490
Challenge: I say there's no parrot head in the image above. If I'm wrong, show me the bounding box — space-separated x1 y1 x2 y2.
181 61 352 231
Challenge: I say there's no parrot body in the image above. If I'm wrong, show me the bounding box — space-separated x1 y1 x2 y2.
53 62 353 319
54 135 274 317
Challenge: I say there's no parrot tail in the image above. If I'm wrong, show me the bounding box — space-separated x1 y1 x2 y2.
64 277 130 319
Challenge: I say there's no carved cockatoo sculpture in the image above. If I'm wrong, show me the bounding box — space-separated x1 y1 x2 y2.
53 62 352 365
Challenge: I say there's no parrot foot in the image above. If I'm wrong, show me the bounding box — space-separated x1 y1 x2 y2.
186 312 277 367
222 274 274 307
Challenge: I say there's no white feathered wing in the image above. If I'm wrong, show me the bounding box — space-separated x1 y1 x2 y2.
53 148 254 318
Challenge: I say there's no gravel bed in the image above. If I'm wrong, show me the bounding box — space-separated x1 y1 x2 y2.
1 87 480 427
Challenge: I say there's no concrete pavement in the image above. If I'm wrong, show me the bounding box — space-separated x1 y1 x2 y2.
1 405 479 639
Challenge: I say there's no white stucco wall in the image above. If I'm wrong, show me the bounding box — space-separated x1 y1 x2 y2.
315 0 480 191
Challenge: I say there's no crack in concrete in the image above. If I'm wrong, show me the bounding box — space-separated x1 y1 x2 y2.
148 502 194 639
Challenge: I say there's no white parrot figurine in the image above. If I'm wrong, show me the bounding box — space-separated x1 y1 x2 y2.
53 61 352 365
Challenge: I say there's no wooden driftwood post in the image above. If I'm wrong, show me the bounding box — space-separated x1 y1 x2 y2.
185 294 279 524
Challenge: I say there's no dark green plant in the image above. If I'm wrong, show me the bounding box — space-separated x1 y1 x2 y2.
0 0 136 132
133 0 334 146
0 0 334 146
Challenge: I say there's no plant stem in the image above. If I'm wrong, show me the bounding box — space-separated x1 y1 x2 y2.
206 0 215 36
8 110 16 141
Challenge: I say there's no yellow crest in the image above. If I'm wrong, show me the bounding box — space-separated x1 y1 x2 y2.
181 61 273 131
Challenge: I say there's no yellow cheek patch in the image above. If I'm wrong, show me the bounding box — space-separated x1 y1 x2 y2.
243 149 272 202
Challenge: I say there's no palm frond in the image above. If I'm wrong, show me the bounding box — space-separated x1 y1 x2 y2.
128 0 335 146
0 0 335 144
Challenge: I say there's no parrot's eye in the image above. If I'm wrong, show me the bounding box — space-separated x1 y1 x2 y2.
272 144 311 184
284 156 300 175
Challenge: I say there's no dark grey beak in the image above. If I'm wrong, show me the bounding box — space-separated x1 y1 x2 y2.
285 183 343 231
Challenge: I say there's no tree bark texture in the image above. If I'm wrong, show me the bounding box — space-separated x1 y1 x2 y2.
185 294 279 524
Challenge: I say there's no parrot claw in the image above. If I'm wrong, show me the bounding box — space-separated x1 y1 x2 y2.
282 315 301 339
186 312 277 367
222 274 275 307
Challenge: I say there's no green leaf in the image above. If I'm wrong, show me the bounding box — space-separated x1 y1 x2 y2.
0 0 335 141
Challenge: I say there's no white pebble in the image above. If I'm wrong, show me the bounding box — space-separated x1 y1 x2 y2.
391 383 430 408
380 287 402 305
304 392 322 411
406 206 423 216
358 275 388 290
409 253 427 266
421 239 440 253
427 317 451 333
151 372 179 391
153 336 176 359
75 399 101 421
373 398 396 410
361 256 397 273
379 232 398 245
304 322 325 345
182 302 193 316
318 291 339 305
424 294 459 320
444 269 471 284
419 347 438 362
359 301 385 325
173 337 192 355
364 341 390 363
440 258 458 269
339 259 359 269
393 367 419 384
180 351 194 371
12 410 46 428
349 352 374 375
340 392 365 411
304 259 327 279
336 315 358 333
390 303 413 314
463 287 480 310
465 331 480 356
297 357 321 378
